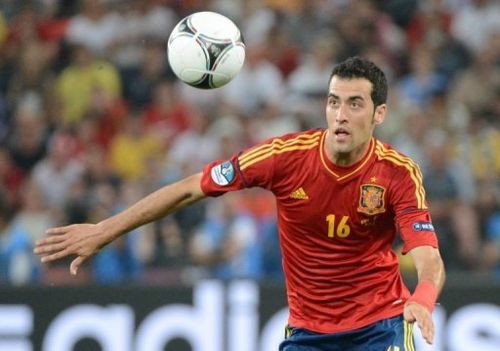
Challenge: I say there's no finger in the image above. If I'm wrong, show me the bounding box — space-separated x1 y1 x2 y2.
425 321 434 344
35 234 66 247
403 309 416 323
45 226 73 236
422 329 433 345
417 316 434 344
34 241 68 255
40 248 72 263
70 256 85 275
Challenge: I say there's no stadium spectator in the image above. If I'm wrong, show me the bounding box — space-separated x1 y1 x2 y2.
120 38 173 109
250 102 301 142
110 0 177 69
450 0 500 53
31 132 84 211
447 42 500 118
335 0 405 65
240 0 276 47
6 99 49 175
64 0 120 57
87 180 142 284
398 45 448 106
0 178 53 284
422 129 479 270
405 1 471 79
55 44 121 126
477 181 500 274
287 33 339 100
265 24 301 78
189 194 262 280
141 80 193 147
391 104 430 168
0 146 24 211
405 0 454 50
219 42 285 116
63 145 120 224
165 107 220 179
450 113 500 184
146 218 189 282
0 11 6 47
275 0 334 52
286 32 340 129
108 111 162 181
260 218 284 281
84 83 129 149
5 39 56 116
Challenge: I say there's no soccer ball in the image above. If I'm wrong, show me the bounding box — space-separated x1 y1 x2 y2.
167 11 245 89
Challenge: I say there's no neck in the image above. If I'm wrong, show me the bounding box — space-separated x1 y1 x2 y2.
325 133 372 167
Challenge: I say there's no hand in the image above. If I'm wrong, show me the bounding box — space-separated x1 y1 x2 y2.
404 301 434 344
34 223 111 275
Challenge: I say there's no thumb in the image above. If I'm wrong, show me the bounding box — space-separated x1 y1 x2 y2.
70 256 85 276
404 307 417 323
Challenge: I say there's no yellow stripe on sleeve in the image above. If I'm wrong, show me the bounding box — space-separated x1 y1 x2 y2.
239 132 321 163
376 146 426 207
375 142 427 209
239 132 321 170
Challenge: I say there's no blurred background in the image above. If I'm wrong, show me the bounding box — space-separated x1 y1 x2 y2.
0 0 498 350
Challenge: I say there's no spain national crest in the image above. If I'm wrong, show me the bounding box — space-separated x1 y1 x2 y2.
358 184 386 215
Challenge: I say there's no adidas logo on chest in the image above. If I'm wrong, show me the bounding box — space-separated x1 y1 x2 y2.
289 187 309 200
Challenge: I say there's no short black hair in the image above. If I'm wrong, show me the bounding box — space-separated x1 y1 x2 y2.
329 56 388 107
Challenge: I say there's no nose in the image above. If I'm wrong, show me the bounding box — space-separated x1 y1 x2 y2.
335 104 348 123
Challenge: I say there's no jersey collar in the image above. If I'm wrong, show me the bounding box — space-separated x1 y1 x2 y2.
319 130 375 181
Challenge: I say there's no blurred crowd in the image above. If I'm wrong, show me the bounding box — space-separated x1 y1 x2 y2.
0 0 499 286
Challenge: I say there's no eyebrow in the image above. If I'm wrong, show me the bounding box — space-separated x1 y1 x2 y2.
328 93 365 102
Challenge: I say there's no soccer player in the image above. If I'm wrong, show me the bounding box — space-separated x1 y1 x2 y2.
34 57 445 350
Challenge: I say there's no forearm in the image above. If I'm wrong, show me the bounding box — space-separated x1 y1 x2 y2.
407 246 446 311
98 173 206 240
414 249 446 292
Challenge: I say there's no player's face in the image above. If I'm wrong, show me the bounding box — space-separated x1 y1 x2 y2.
325 76 386 165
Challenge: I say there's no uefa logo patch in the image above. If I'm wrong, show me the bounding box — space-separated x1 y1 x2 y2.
210 161 235 186
412 221 435 232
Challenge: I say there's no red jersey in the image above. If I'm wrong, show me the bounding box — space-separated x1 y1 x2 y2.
200 129 438 333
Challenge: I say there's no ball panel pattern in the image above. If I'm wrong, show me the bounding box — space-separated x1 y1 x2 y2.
167 11 245 89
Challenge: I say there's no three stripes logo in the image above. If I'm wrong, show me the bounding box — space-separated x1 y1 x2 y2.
290 187 309 200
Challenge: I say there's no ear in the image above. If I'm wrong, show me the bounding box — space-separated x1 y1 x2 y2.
373 104 387 125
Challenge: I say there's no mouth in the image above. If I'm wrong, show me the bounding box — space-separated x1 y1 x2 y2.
334 128 350 137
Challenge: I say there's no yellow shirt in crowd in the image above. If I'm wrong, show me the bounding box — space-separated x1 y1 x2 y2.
56 60 121 125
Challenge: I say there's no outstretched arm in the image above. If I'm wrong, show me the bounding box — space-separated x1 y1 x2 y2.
34 172 206 275
404 245 446 345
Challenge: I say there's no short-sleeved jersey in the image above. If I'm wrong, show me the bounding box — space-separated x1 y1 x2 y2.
201 129 438 334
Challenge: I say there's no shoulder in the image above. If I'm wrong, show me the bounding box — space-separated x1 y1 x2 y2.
373 139 423 172
92 61 120 75
238 129 323 170
264 129 323 143
373 140 428 208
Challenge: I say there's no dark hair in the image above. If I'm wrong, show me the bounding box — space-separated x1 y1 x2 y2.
329 56 388 107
